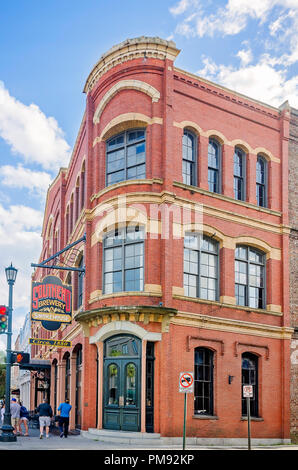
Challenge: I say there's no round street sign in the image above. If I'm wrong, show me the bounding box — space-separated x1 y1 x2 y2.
179 372 194 393
243 385 253 398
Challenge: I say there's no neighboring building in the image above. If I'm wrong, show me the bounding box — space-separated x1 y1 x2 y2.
31 37 293 444
18 313 32 410
289 106 298 441
11 334 20 399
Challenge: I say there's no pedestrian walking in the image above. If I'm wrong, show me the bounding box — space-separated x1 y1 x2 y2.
57 398 72 438
36 398 53 439
19 401 29 436
10 397 21 435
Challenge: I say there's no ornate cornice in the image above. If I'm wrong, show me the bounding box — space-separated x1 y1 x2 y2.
83 36 180 94
75 305 177 333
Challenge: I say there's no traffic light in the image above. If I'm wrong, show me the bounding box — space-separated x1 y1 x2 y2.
0 305 8 332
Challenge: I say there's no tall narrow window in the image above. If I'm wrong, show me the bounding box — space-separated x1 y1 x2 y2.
256 156 267 207
80 166 85 212
106 129 146 186
184 234 219 301
234 147 245 201
194 347 214 415
182 130 196 186
77 256 84 308
103 226 144 294
242 353 258 417
235 246 265 309
208 139 221 193
65 354 71 401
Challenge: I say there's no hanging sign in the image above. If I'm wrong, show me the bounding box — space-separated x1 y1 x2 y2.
31 275 72 331
29 338 72 348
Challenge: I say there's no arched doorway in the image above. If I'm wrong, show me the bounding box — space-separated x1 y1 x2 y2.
75 345 83 429
103 334 141 432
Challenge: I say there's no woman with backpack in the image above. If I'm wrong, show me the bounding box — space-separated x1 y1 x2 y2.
19 401 29 436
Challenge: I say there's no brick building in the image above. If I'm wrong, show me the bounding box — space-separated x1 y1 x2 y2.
289 106 298 441
31 37 293 444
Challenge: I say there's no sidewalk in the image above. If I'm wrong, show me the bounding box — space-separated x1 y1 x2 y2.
0 426 297 451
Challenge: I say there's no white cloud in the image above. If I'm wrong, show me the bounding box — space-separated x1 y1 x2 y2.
236 47 253 67
170 0 198 16
197 55 298 108
0 203 43 350
0 165 52 198
0 81 71 172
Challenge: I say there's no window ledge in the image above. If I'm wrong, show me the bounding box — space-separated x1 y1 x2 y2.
172 294 283 317
173 181 281 217
193 415 219 420
241 417 264 422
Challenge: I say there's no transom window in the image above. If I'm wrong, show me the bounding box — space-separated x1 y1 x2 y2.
103 226 144 294
256 156 267 207
194 347 214 415
106 129 146 186
184 234 219 301
235 246 265 309
182 130 196 186
234 147 245 201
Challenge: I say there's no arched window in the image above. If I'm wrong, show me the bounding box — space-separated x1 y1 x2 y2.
234 147 246 201
184 234 219 301
77 256 84 308
242 353 259 417
106 129 146 186
256 156 267 207
80 163 85 212
103 226 144 294
182 130 197 186
208 139 221 193
194 347 214 415
235 246 265 309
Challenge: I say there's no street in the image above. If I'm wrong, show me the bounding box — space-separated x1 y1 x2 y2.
0 425 297 451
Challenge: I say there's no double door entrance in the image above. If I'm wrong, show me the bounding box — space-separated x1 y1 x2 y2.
103 335 141 432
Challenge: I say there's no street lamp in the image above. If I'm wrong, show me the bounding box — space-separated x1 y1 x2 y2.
0 263 18 442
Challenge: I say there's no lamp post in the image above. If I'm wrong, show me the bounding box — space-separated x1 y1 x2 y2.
0 263 18 442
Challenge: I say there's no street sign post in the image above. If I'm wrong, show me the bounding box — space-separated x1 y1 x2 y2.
179 372 194 450
243 385 253 450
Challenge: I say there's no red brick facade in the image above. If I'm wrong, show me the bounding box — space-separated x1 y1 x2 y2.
31 37 293 443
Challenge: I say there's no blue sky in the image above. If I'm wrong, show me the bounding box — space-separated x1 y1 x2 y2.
0 0 297 350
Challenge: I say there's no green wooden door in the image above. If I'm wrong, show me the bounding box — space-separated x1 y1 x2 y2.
103 335 141 432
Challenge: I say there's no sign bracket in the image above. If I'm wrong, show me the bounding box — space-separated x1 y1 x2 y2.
31 234 86 273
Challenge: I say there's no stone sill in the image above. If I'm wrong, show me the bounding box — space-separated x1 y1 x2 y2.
193 415 219 420
241 417 264 422
173 181 282 217
172 294 283 317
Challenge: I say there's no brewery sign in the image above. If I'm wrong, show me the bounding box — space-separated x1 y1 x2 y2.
31 275 72 331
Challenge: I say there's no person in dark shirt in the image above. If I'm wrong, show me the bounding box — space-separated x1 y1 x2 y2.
36 398 53 439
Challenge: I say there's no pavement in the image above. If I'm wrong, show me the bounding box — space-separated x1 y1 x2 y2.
0 425 298 452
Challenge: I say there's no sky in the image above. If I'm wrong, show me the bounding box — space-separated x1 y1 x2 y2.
0 0 298 351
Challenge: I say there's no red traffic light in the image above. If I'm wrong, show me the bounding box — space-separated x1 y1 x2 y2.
0 306 7 315
0 306 8 330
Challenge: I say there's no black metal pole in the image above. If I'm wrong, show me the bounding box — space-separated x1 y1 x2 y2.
0 280 16 442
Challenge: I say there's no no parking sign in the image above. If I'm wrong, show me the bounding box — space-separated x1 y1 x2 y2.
179 372 194 393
